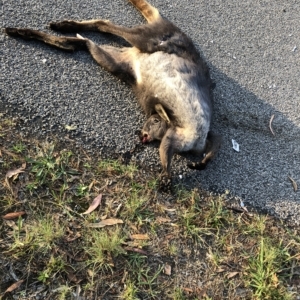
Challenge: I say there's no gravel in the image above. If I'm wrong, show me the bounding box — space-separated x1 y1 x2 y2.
1 0 299 224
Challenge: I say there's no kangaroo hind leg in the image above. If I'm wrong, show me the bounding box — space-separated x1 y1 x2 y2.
4 28 135 83
188 132 222 170
4 28 86 51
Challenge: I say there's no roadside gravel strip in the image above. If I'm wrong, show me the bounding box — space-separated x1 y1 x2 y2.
1 1 299 223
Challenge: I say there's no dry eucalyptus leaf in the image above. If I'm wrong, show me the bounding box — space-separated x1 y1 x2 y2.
87 218 123 228
156 216 171 224
227 272 239 279
82 194 102 215
4 280 24 293
216 268 226 273
2 211 26 220
130 234 149 240
6 167 25 179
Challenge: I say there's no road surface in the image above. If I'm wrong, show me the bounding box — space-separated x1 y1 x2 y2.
1 0 299 224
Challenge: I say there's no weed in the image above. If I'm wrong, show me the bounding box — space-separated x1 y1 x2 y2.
172 288 188 300
146 178 158 190
121 280 139 300
243 214 268 236
122 191 148 220
246 237 293 299
76 183 89 197
168 242 178 256
204 196 231 230
98 159 137 178
9 215 65 256
38 255 65 283
11 142 26 153
84 227 126 270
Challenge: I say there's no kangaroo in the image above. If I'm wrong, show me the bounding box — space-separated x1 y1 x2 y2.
4 0 221 181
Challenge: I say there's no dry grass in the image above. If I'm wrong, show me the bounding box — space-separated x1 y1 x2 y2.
0 116 299 299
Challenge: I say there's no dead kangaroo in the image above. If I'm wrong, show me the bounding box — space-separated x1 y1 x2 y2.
4 0 221 181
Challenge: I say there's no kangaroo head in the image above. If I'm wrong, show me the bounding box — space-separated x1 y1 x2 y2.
140 114 168 143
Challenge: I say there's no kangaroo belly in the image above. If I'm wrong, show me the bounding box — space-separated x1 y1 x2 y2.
134 51 212 146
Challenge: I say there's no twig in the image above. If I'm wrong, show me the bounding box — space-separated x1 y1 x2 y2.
269 114 275 136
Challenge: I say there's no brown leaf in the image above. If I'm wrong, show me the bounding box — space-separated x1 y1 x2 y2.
156 216 171 224
87 218 123 228
288 176 298 192
4 280 24 293
216 268 226 273
130 234 149 240
2 211 26 220
227 271 239 279
65 232 81 242
164 264 172 276
82 194 102 215
6 167 25 179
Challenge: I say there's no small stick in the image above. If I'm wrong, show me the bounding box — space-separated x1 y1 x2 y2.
269 114 275 136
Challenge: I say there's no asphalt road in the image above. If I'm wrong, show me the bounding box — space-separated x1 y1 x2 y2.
1 0 299 224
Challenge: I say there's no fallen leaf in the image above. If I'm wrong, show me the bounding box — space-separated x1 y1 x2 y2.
227 272 239 279
2 211 26 220
269 114 275 136
156 216 171 224
87 218 123 228
288 176 298 192
6 167 25 179
163 207 176 212
216 268 226 273
65 232 81 242
164 264 172 276
4 280 24 293
82 194 102 215
130 234 149 240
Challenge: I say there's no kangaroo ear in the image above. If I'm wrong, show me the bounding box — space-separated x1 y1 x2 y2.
155 104 170 124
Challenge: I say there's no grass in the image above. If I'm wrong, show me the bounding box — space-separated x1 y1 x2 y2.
0 116 300 299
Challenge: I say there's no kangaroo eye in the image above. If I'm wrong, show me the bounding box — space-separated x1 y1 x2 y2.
154 118 160 123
